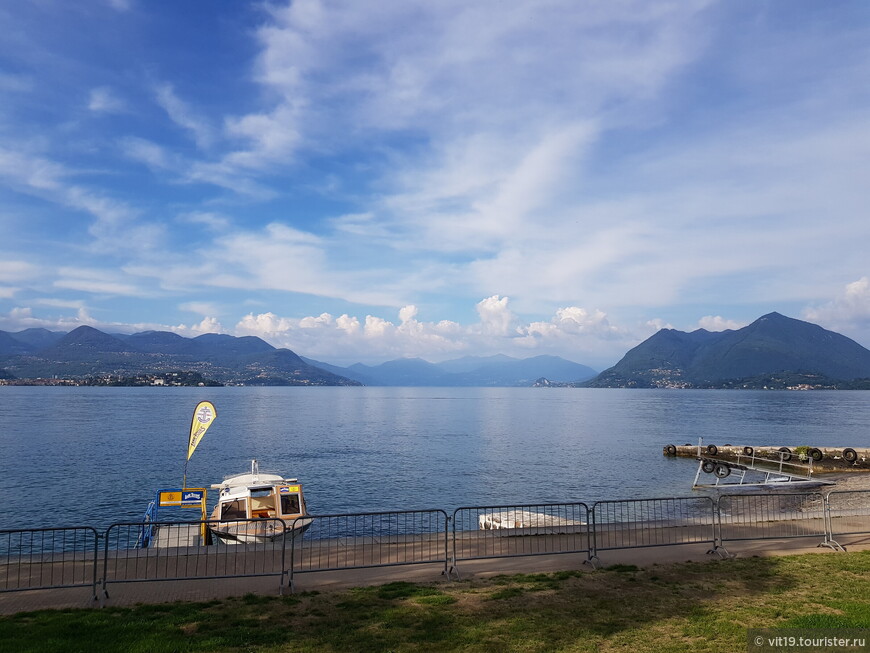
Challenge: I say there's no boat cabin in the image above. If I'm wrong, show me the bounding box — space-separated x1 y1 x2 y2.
209 460 307 523
216 483 306 521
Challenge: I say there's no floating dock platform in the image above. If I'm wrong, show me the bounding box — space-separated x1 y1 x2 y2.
663 444 869 471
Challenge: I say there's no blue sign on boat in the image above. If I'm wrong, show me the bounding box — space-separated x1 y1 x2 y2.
182 491 204 503
158 488 206 507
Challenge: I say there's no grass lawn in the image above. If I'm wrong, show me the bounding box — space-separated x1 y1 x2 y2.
2 551 869 652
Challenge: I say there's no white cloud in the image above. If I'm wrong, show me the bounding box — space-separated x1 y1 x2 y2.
646 318 674 333
0 306 97 332
697 316 746 332
125 221 406 307
475 295 514 336
0 72 33 93
183 317 225 335
232 296 639 366
88 86 125 113
364 315 394 338
54 267 142 296
398 305 417 324
35 298 87 310
803 277 870 339
180 302 220 316
223 105 301 169
0 305 225 338
178 212 231 231
155 83 214 150
121 137 173 170
335 314 360 334
0 146 161 254
0 260 40 283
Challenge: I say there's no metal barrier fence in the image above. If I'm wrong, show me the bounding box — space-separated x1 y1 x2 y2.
288 510 449 590
824 490 870 550
102 519 289 596
716 493 830 553
0 527 99 598
590 497 718 561
451 503 590 575
2 492 870 602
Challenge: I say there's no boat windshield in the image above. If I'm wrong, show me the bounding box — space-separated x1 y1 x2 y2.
280 493 301 516
220 499 247 520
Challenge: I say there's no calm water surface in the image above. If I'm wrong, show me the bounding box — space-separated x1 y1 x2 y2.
1 387 868 529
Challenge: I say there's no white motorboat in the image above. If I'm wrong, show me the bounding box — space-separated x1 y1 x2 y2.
208 460 312 544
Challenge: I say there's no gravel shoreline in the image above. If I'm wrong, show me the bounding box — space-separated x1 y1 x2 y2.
815 471 870 492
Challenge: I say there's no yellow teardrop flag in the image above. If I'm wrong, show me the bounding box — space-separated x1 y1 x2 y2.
187 401 217 461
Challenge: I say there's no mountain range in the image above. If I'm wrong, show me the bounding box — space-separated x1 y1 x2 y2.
0 327 596 386
0 326 358 386
585 312 870 388
302 354 598 386
3 312 869 388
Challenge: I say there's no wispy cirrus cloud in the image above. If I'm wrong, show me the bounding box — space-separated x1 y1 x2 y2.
2 1 870 363
155 83 215 150
54 267 144 297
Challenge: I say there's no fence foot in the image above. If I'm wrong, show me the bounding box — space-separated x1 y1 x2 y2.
446 565 461 581
708 545 732 559
584 555 600 570
819 538 845 552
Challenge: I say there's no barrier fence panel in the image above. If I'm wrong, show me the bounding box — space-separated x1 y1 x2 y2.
102 519 288 595
0 527 99 598
716 493 828 549
824 490 870 549
289 510 449 586
451 503 591 570
591 497 717 559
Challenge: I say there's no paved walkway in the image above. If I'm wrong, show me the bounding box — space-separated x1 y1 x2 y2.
2 534 868 616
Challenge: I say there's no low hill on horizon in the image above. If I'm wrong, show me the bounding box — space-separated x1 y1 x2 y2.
585 312 870 388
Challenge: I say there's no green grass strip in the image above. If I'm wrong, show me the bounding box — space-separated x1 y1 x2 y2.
2 551 869 652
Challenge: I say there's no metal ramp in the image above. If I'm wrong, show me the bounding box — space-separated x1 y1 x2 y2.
138 489 208 548
150 524 206 548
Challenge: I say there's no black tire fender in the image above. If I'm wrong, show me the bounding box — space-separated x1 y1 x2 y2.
743 446 754 456
778 446 792 462
714 464 731 478
665 444 677 456
706 444 718 456
843 448 858 463
702 460 716 474
809 447 823 462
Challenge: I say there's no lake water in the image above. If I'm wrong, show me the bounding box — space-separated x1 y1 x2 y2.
1 387 868 530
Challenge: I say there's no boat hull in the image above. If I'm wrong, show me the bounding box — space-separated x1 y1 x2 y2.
208 517 313 545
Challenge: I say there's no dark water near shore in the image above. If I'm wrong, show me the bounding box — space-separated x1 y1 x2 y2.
1 387 868 530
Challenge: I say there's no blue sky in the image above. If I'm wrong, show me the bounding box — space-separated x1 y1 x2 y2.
1 0 869 368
